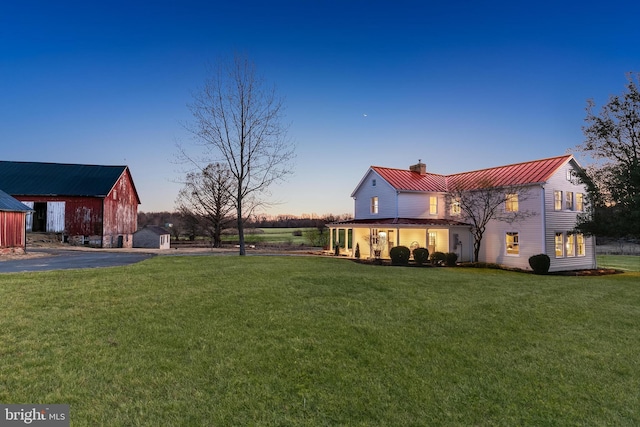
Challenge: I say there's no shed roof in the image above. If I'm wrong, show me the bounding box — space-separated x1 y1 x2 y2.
0 161 139 201
365 155 573 193
136 225 171 235
0 189 33 212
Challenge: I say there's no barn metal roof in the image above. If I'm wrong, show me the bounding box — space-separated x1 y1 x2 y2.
0 189 33 212
0 161 137 199
368 155 573 192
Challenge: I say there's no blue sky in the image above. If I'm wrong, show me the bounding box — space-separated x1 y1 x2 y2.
2 0 639 216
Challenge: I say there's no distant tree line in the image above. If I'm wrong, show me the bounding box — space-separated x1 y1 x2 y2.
137 211 352 243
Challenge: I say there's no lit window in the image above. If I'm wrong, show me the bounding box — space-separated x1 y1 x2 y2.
576 234 585 256
429 196 437 215
428 232 436 247
554 191 562 210
555 232 564 257
565 192 573 210
370 196 378 214
576 193 584 211
451 200 461 215
505 193 519 212
566 233 575 257
506 232 519 255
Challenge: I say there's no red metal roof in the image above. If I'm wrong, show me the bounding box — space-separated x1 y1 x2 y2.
371 167 447 192
371 155 572 192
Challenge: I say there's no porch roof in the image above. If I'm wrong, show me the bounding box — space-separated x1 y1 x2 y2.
328 217 470 227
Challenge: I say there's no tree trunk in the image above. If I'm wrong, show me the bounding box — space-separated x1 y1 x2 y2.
237 189 245 255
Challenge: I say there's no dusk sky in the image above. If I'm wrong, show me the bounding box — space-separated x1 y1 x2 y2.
2 1 639 216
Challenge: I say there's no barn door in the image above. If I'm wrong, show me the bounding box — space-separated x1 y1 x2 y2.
46 202 65 233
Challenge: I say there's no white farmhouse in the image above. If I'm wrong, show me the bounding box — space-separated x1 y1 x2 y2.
327 155 597 272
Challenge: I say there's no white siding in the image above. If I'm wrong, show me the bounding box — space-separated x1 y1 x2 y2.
397 193 428 218
353 170 397 219
544 161 596 271
46 202 65 233
479 186 546 270
397 192 446 218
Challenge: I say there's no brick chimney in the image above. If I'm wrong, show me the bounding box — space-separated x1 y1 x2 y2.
409 159 426 175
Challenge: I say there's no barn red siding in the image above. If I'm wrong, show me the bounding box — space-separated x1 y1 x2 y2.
0 211 26 251
16 195 104 236
102 170 138 248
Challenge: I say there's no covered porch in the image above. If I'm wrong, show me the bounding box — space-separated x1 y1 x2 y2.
327 218 472 262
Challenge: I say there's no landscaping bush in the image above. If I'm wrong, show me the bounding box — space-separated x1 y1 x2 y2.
445 252 458 266
430 251 446 266
355 243 360 259
390 246 411 265
529 253 551 274
412 247 429 265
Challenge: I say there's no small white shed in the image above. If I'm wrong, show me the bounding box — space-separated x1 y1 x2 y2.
133 225 171 249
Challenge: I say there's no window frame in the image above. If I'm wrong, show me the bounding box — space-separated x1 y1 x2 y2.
370 196 379 214
565 191 574 210
429 196 438 215
566 232 576 257
451 200 461 215
505 193 519 212
505 231 520 256
555 232 564 258
554 191 562 210
576 233 586 257
576 193 584 211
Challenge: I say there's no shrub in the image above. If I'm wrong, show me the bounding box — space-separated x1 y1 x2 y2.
529 253 551 274
390 246 411 265
445 252 458 266
292 229 303 237
412 247 429 265
430 251 446 266
355 243 360 259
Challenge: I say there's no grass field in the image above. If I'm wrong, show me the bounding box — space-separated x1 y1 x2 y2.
220 227 314 245
1 256 639 425
597 254 640 271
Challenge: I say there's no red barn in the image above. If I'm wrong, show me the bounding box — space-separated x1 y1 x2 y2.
0 189 32 254
0 161 140 248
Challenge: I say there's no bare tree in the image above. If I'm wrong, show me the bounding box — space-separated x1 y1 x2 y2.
183 54 295 255
175 163 235 247
446 179 535 262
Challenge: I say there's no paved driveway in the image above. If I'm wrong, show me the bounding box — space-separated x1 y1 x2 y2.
0 249 155 273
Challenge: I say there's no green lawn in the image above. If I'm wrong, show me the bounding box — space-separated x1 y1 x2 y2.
221 227 314 245
1 256 639 426
598 254 640 271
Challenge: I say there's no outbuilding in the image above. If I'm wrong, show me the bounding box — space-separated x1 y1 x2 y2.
133 225 171 249
0 189 33 254
0 161 140 248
